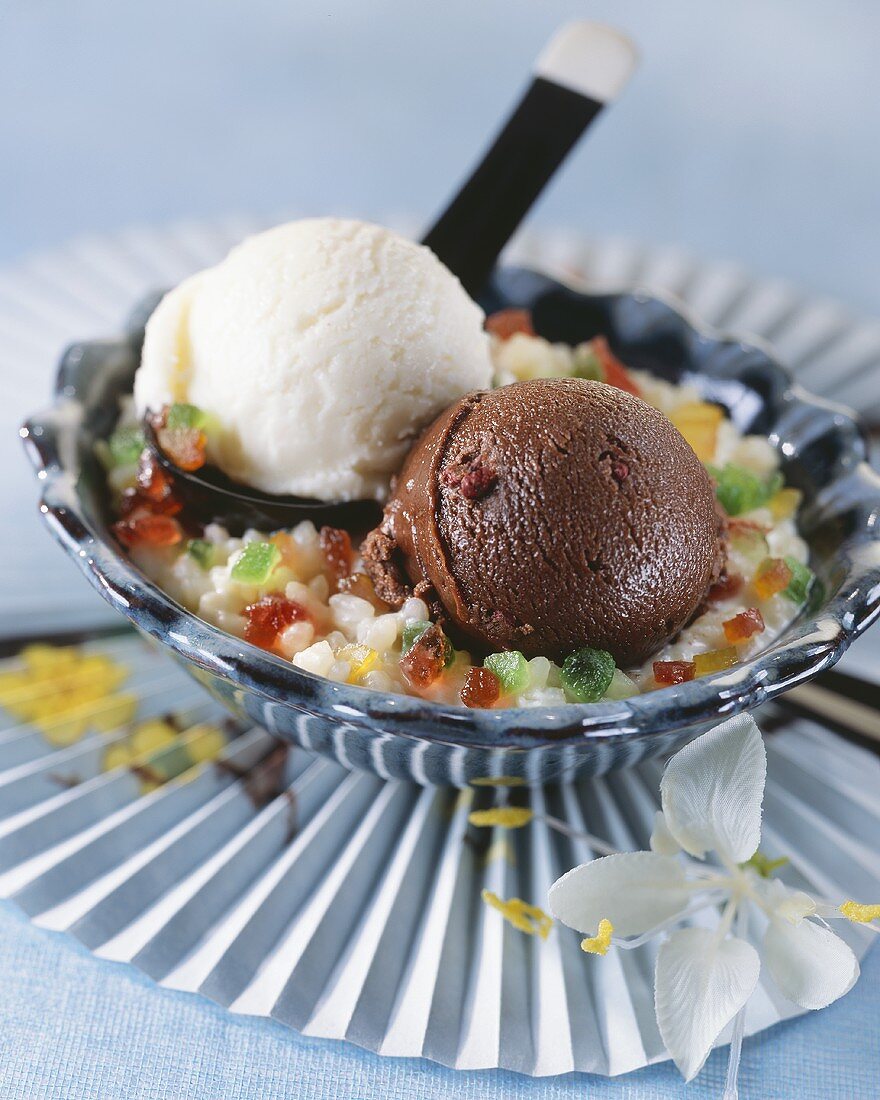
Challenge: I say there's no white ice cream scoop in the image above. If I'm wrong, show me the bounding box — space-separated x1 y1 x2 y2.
134 217 493 503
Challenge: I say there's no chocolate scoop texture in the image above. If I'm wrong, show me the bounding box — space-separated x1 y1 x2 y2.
362 378 725 666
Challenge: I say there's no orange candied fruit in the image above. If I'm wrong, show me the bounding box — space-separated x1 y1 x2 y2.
591 336 641 396
157 425 207 472
113 513 183 549
338 571 391 611
244 595 310 651
400 624 449 690
723 607 766 645
693 647 739 677
485 308 536 340
653 660 696 686
320 525 354 592
461 666 501 708
753 557 793 600
670 401 724 463
708 572 744 602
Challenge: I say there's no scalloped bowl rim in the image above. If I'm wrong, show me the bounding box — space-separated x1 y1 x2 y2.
20 266 880 755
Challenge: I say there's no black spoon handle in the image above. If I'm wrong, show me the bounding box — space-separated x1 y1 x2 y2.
422 22 638 298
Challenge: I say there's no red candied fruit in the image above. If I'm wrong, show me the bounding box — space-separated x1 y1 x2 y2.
653 660 696 686
754 557 793 600
400 624 449 690
320 526 354 593
591 336 641 396
708 573 744 602
157 426 206 472
119 486 182 518
460 666 501 708
723 607 766 645
113 513 183 549
245 595 310 651
485 308 536 340
136 450 175 503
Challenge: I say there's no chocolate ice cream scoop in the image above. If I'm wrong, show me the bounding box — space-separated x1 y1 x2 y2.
362 377 726 666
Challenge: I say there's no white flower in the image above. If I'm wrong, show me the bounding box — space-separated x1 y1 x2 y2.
549 714 867 1087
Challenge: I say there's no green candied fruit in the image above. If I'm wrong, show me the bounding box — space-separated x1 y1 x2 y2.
402 620 454 666
186 538 215 570
230 541 281 585
571 343 604 381
166 403 209 431
603 668 639 700
560 647 616 703
484 651 530 695
782 556 814 604
708 464 784 517
107 424 146 467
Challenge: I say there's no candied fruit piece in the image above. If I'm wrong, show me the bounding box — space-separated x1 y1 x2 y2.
782 556 814 604
653 660 696 685
231 542 282 585
753 557 793 600
590 336 641 396
244 595 309 650
339 643 380 683
484 651 529 695
603 668 639 699
670 402 724 463
119 486 183 518
165 403 209 431
560 647 616 703
136 449 175 503
728 522 770 568
693 647 738 677
709 464 783 517
767 487 802 521
400 623 449 690
113 513 183 548
460 666 501 708
708 572 744 602
186 538 215 570
320 526 354 592
485 308 535 340
723 607 766 644
106 425 146 467
402 620 454 666
338 571 391 611
157 425 207 471
572 343 604 381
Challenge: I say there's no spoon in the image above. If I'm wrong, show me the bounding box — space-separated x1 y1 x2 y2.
423 21 638 297
142 21 638 532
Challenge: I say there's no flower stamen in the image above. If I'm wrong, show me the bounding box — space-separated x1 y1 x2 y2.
581 919 614 956
481 889 553 940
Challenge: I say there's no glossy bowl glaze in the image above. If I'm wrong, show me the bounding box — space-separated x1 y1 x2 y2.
21 268 880 785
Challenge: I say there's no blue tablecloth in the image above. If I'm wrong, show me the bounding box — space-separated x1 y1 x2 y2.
0 899 876 1099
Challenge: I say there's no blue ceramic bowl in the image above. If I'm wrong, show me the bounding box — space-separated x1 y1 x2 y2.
21 267 880 786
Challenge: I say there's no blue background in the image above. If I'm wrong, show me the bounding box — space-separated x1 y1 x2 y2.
3 0 880 313
1 2 878 1097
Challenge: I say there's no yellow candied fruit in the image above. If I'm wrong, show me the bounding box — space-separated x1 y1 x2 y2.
481 889 553 940
581 918 614 956
693 647 739 677
670 402 725 463
339 644 379 683
468 807 534 829
767 487 803 522
840 900 880 923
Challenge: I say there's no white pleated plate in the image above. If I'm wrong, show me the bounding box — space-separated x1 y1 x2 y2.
1 222 879 1075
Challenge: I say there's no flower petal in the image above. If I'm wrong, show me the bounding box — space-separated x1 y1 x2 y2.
764 917 859 1009
661 714 765 863
549 852 692 936
649 810 680 855
655 928 760 1081
754 877 816 925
